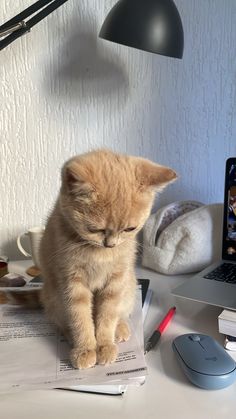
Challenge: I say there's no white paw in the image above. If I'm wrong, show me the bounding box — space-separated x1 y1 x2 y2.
70 348 97 369
97 344 118 365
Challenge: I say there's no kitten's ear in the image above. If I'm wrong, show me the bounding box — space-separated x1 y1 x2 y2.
62 160 94 198
135 158 177 191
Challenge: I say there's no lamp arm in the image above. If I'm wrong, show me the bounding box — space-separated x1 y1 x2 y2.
0 0 69 51
0 25 31 51
0 22 26 38
0 0 53 32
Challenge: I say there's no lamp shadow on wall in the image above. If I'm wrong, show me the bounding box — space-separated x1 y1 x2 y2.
43 17 129 105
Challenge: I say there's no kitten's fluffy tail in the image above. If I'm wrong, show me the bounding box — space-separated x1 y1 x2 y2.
0 289 42 308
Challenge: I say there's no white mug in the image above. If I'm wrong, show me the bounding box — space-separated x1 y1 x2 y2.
17 226 45 268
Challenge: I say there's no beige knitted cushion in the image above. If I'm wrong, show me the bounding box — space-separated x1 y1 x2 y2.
142 202 223 275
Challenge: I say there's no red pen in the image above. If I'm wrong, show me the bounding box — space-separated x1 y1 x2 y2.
145 306 176 354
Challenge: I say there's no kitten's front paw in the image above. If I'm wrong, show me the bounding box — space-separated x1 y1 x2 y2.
115 320 131 343
70 348 97 369
97 344 118 365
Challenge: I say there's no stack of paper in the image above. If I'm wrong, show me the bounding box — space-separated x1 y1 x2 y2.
218 309 236 338
224 335 236 351
218 309 236 352
0 286 148 394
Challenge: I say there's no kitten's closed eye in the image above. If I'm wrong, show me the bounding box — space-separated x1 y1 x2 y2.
87 227 137 234
123 227 137 232
88 228 106 234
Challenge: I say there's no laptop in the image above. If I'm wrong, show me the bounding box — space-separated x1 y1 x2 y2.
172 157 236 310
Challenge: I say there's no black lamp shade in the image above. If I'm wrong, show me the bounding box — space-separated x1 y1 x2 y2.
99 0 184 59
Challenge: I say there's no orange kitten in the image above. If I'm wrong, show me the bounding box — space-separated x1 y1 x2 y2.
39 149 177 369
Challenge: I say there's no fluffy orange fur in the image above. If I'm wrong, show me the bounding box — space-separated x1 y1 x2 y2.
39 149 177 369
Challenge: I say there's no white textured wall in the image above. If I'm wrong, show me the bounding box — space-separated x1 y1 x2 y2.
1 0 236 259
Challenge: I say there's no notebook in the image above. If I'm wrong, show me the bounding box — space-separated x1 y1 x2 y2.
172 157 236 310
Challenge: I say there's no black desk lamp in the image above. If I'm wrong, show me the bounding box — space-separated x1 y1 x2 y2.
0 0 184 58
99 0 184 59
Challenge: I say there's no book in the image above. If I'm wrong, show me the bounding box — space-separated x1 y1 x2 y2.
138 278 150 306
218 309 236 338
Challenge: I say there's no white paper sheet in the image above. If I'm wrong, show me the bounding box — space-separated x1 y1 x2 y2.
0 288 147 393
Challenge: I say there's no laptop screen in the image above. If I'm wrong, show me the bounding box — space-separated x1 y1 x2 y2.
222 157 236 261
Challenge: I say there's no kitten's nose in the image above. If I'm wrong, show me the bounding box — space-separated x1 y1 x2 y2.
104 242 115 248
104 238 116 248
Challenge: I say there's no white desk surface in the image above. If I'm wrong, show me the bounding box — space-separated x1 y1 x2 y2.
1 260 236 419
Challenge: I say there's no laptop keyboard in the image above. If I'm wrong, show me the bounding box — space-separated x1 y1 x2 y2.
204 263 236 283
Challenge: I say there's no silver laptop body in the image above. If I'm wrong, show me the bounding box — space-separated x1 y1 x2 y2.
172 158 236 310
